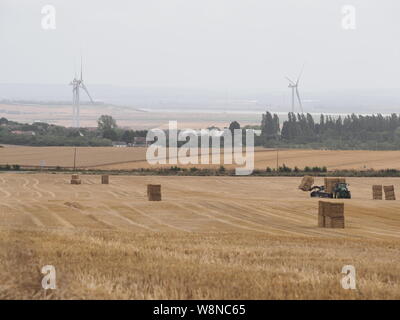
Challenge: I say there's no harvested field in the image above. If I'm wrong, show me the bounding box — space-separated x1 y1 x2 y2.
0 173 399 299
2 146 400 171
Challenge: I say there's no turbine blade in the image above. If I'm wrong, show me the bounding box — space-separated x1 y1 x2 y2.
80 54 83 81
296 87 303 113
285 77 295 85
296 63 305 85
81 83 94 103
74 59 77 79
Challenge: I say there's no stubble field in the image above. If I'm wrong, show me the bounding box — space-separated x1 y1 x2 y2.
0 173 399 299
2 146 400 170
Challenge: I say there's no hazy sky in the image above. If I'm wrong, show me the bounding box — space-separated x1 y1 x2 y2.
1 0 399 92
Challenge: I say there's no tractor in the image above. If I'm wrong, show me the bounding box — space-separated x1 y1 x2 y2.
310 183 351 199
333 182 351 199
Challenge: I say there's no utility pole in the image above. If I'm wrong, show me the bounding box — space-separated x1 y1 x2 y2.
73 147 77 171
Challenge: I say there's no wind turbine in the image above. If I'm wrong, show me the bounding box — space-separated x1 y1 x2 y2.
69 56 94 128
285 66 304 113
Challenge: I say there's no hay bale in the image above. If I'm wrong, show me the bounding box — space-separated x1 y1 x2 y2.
71 179 81 185
383 185 394 192
324 204 344 218
147 184 161 201
298 176 314 191
319 201 344 218
318 201 325 227
325 216 345 228
318 214 325 228
101 175 109 184
324 178 346 194
71 174 81 185
318 201 345 228
384 185 396 200
372 185 383 200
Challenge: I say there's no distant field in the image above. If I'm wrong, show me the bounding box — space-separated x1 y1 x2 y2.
0 103 261 129
0 173 399 299
2 146 400 170
0 146 148 168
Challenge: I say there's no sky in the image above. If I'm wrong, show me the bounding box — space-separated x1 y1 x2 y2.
0 0 400 93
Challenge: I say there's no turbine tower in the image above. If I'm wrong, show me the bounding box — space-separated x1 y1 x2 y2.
285 66 304 113
70 57 94 128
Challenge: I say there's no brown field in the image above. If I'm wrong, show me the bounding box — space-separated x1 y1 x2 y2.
2 146 400 170
0 173 399 299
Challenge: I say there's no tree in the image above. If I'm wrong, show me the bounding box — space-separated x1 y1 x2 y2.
121 130 135 143
229 121 240 133
0 117 9 125
227 121 241 147
261 111 274 136
103 129 118 141
97 115 118 141
395 127 400 141
273 114 280 134
97 115 117 132
261 111 280 145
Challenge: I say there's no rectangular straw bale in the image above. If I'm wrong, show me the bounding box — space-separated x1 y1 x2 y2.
318 201 326 216
71 179 81 185
385 192 395 198
318 201 345 228
101 175 109 184
372 185 383 200
298 176 314 191
318 212 325 227
324 178 346 194
384 185 396 200
325 216 345 228
147 184 161 201
383 185 394 192
321 202 344 218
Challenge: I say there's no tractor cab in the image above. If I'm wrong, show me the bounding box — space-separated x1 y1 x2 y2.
333 182 351 199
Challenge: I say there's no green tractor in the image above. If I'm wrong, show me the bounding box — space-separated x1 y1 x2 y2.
310 182 351 199
333 182 351 199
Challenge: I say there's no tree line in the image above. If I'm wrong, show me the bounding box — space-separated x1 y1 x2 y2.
259 111 400 150
3 111 400 149
0 116 147 146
